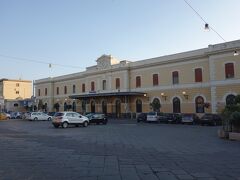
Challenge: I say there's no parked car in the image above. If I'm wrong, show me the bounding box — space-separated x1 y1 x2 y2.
29 112 52 121
47 112 56 117
147 112 159 122
87 113 108 125
181 113 199 125
200 113 222 126
137 113 147 123
165 113 182 124
10 112 22 119
0 112 9 120
52 112 89 128
158 113 168 123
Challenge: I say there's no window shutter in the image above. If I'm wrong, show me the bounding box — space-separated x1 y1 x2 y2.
195 68 202 82
225 63 234 78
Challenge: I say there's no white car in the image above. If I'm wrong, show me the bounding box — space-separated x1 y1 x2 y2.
52 112 89 128
146 112 159 122
29 112 52 121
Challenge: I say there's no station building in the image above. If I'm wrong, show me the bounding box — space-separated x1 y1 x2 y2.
34 40 240 117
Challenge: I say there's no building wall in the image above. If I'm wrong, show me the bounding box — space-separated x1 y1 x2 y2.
34 40 240 114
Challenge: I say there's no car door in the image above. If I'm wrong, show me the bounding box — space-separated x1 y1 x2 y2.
65 113 74 123
72 112 82 124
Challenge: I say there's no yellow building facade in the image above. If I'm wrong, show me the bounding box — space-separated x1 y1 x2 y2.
0 79 32 111
35 40 240 117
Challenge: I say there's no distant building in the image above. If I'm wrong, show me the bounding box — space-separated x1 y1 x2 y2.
0 79 32 112
34 40 240 117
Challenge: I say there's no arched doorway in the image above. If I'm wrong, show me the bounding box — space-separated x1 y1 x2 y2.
136 99 142 113
82 100 86 114
72 102 76 112
195 96 204 113
44 103 47 112
64 102 67 111
115 100 121 118
102 100 107 114
173 97 181 113
226 94 236 105
91 101 95 113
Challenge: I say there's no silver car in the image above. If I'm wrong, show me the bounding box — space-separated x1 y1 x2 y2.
29 112 52 121
52 112 89 128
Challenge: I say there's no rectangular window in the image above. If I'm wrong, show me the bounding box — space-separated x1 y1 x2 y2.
16 83 19 87
91 81 95 91
195 68 202 82
64 86 67 94
38 89 40 96
73 85 76 94
172 71 179 84
82 84 85 93
45 88 47 96
116 78 120 89
102 80 106 90
153 74 158 86
136 76 141 88
225 63 234 78
56 87 59 95
16 91 19 94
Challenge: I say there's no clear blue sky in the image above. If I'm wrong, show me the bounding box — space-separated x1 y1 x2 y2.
0 0 240 81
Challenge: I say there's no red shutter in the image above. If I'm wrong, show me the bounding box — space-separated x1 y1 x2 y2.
195 68 202 82
91 82 95 91
116 78 120 89
82 84 85 92
225 63 234 78
153 74 158 86
136 76 141 88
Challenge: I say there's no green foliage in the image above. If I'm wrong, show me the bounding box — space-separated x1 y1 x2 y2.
54 103 60 111
150 98 161 112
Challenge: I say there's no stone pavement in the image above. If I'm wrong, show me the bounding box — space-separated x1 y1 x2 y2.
0 119 240 180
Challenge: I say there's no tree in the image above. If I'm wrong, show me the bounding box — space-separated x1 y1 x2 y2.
150 98 161 112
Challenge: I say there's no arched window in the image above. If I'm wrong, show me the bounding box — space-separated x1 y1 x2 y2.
91 82 95 91
64 86 67 94
72 85 76 94
64 102 67 111
172 71 179 84
195 96 204 113
102 100 107 114
226 94 236 105
173 97 181 113
91 101 95 113
136 76 141 88
225 63 234 78
72 102 76 112
136 99 142 113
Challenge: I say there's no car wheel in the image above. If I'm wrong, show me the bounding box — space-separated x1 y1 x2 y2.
75 124 79 127
83 121 88 127
62 122 68 128
34 117 38 121
53 125 59 128
47 117 51 121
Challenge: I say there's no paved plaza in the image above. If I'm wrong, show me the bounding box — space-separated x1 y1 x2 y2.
0 119 240 180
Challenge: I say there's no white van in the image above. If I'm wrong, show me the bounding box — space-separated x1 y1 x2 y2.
146 112 159 122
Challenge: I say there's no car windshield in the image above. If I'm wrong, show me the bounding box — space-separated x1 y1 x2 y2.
147 112 156 115
54 112 64 117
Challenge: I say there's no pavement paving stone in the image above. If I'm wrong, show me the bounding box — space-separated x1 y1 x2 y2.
176 174 195 180
156 172 179 180
97 175 122 180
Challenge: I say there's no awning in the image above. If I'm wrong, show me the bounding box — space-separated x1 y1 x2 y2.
69 91 146 99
